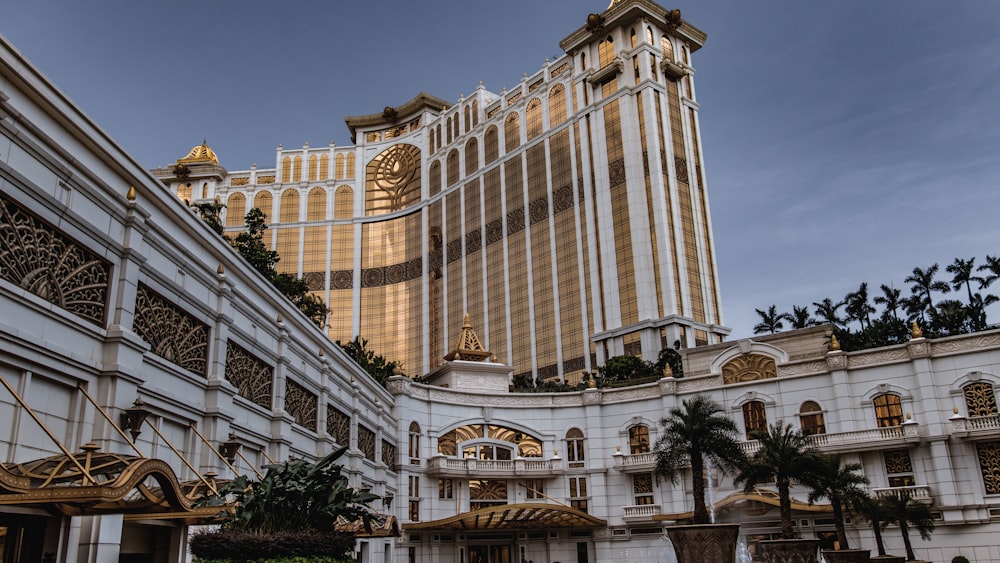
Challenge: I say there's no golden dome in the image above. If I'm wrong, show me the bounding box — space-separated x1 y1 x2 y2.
178 142 219 165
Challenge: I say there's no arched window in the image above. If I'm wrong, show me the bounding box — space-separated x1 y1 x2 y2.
201 182 209 199
646 26 654 45
504 113 520 153
548 84 566 127
292 156 303 182
226 193 246 227
873 394 904 427
742 401 767 440
319 154 329 180
307 187 326 221
661 35 674 60
472 100 479 127
628 425 649 455
176 183 192 202
799 401 825 436
446 149 460 186
308 155 318 181
453 115 459 139
345 154 355 178
630 28 637 49
253 192 273 222
526 98 543 140
598 36 615 68
281 156 292 183
279 189 299 223
464 105 471 132
436 125 442 150
335 154 345 179
429 128 436 153
963 381 998 417
580 52 587 71
484 126 499 164
446 117 453 145
566 428 585 466
408 421 421 463
334 186 353 220
464 138 479 175
428 161 442 198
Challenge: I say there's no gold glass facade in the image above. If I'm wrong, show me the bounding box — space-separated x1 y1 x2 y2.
209 4 725 378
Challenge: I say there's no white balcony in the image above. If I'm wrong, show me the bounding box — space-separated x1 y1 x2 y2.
425 455 563 477
805 422 920 453
623 503 661 521
613 451 656 473
950 414 1000 439
871 484 933 505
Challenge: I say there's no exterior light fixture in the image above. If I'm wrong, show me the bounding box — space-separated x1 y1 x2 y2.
219 433 242 464
120 398 149 441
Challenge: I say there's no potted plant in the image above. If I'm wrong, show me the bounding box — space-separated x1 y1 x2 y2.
736 422 822 563
808 455 870 562
881 490 934 563
191 445 377 563
851 494 902 563
653 395 746 563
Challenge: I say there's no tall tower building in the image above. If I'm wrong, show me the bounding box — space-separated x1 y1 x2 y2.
154 0 728 381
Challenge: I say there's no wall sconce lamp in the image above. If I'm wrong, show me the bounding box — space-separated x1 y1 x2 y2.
219 433 242 464
120 398 149 441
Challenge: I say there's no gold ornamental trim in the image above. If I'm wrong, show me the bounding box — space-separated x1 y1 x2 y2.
403 502 606 531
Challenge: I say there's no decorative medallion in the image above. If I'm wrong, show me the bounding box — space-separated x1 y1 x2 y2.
721 354 777 385
133 284 209 376
284 379 317 431
224 341 273 409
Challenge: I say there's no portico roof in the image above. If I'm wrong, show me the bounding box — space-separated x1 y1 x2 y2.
403 502 606 531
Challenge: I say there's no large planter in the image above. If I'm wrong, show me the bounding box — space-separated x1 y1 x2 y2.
822 549 871 563
759 539 820 563
869 557 905 563
666 523 740 563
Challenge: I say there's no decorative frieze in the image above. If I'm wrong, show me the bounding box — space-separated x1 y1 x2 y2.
327 405 351 447
134 283 209 376
358 424 376 461
284 379 317 431
224 341 273 409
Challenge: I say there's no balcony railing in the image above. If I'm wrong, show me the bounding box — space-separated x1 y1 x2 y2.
623 503 661 521
425 455 563 476
950 414 1000 438
613 451 656 472
871 485 933 504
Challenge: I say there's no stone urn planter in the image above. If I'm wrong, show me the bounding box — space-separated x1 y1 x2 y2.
869 556 905 563
759 538 820 563
822 549 871 563
666 523 740 563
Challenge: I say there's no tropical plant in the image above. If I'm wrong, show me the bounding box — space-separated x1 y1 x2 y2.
851 493 891 557
947 257 984 306
754 305 785 334
597 354 659 384
832 318 909 352
337 336 402 387
192 198 226 236
874 283 902 321
653 395 746 524
656 346 684 378
736 422 822 538
844 282 876 331
805 456 868 550
904 264 951 322
782 305 817 329
812 297 845 327
881 490 935 562
978 254 1000 289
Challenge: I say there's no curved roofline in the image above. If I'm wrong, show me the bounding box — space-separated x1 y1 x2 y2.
344 92 451 143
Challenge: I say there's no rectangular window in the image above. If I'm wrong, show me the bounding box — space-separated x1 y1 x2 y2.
438 478 453 499
883 449 915 488
525 479 545 500
408 475 420 521
633 473 654 505
568 477 588 513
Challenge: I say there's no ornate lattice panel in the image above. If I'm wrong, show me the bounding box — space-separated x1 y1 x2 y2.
133 284 209 375
284 379 317 431
633 473 653 494
976 441 1000 495
883 449 913 474
327 406 351 446
964 382 999 417
224 341 273 409
358 425 376 461
382 439 396 467
722 354 777 384
0 191 111 324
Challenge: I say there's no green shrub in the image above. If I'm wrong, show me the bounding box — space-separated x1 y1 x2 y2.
951 557 970 563
189 529 356 561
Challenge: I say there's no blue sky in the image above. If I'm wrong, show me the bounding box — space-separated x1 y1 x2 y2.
4 1 1000 339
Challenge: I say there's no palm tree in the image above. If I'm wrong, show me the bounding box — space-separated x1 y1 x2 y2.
874 284 902 321
813 297 846 327
736 422 822 538
977 254 1000 289
904 264 950 320
844 282 876 330
882 491 935 562
754 305 785 334
782 305 817 329
653 395 746 524
851 494 892 557
806 456 868 550
946 257 985 306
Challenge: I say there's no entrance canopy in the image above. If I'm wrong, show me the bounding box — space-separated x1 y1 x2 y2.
403 502 606 531
653 489 833 521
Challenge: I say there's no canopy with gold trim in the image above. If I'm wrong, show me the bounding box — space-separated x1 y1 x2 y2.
403 502 606 531
652 489 833 521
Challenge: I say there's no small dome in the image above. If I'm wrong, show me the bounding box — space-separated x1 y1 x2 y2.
177 142 219 165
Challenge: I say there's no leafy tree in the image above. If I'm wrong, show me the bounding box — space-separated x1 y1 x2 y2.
978 254 1000 289
813 297 845 327
656 346 684 378
844 282 876 331
904 264 950 323
806 456 868 550
192 198 226 236
337 336 401 386
736 422 822 539
946 257 985 306
882 491 935 561
653 395 746 525
832 318 909 352
597 354 659 384
782 305 817 329
232 208 329 328
874 284 902 321
851 494 892 556
927 299 973 336
753 305 785 334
